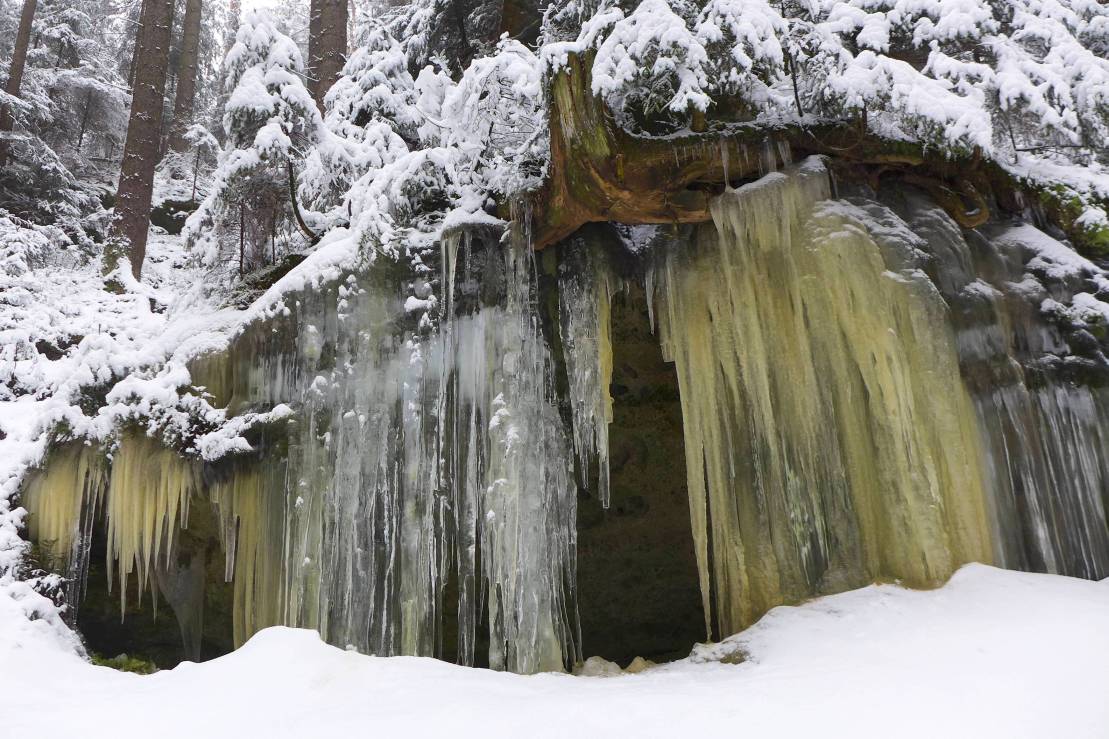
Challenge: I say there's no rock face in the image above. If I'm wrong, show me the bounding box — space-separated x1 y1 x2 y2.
19 160 1109 672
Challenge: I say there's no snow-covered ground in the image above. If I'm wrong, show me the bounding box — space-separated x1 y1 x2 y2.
2 564 1107 738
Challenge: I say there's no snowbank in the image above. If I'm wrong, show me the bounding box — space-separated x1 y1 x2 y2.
2 564 1107 738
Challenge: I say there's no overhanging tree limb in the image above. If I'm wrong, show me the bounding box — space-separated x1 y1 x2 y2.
526 52 1107 255
288 161 320 245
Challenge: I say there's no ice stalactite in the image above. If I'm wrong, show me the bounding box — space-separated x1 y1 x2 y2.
189 224 579 673
20 434 208 640
101 433 203 613
20 443 105 615
21 222 581 672
975 385 1109 577
558 229 619 507
647 158 995 637
20 156 1109 672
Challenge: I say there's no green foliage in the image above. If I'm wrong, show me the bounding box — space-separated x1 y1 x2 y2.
89 652 159 674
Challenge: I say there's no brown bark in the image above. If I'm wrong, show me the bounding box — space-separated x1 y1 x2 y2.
105 0 177 281
0 0 38 169
307 0 347 108
128 0 147 89
529 52 1105 254
168 0 203 153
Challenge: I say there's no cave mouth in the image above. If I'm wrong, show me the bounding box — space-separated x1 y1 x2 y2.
74 497 234 670
68 265 707 672
573 281 708 666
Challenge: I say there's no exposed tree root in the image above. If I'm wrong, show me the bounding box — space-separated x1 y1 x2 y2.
528 52 1107 256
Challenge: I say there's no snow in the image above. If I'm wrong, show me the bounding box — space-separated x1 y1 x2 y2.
999 223 1104 280
1 0 1108 720
592 0 713 116
1 565 1107 738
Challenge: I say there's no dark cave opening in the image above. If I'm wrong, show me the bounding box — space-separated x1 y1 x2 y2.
573 281 708 666
66 242 707 673
74 497 234 670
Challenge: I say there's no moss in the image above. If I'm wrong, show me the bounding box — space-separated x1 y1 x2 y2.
1032 184 1109 257
89 653 160 674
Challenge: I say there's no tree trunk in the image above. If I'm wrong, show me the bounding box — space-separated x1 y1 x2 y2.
498 0 540 46
75 88 94 152
168 0 202 153
307 0 347 108
105 0 177 281
191 145 200 200
0 0 38 169
449 0 471 73
128 0 148 90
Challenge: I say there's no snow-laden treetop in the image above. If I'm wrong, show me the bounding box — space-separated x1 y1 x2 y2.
402 0 1109 253
557 0 1109 153
192 0 1109 281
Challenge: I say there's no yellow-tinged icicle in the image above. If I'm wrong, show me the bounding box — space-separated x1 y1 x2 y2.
102 432 203 611
649 159 994 637
21 443 106 572
209 465 287 647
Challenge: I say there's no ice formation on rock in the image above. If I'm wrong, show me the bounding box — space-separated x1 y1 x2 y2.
558 234 619 507
18 158 1109 672
647 159 994 635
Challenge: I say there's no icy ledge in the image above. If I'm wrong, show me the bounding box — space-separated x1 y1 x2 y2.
2 564 1107 738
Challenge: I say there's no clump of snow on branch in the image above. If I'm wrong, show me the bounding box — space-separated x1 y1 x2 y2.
591 0 712 120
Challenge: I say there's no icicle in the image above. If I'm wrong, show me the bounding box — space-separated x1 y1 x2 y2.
182 208 580 672
648 159 994 637
757 139 777 176
719 136 730 191
558 231 619 507
776 138 793 168
102 433 202 613
889 191 1109 579
20 443 107 615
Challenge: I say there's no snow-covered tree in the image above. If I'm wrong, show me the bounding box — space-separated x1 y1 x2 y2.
557 0 1109 158
591 0 712 132
0 0 127 246
440 38 546 198
186 8 325 277
388 0 507 76
300 21 419 225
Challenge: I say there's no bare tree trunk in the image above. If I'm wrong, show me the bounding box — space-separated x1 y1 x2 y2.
75 88 94 152
449 0 471 73
0 0 39 169
238 202 245 278
105 0 177 281
307 0 347 108
168 0 202 153
498 0 540 46
128 0 148 90
191 145 200 200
